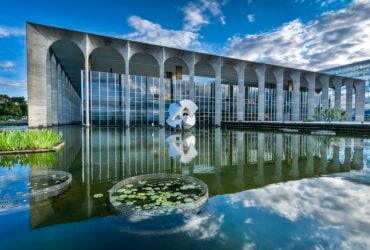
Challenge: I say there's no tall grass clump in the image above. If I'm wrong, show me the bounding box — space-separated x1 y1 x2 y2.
0 129 63 151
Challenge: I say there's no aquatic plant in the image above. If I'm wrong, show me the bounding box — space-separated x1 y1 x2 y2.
0 129 63 151
110 176 207 215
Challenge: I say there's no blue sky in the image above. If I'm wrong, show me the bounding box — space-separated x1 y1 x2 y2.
0 0 369 98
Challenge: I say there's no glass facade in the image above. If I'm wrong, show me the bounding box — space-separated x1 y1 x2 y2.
221 84 238 121
195 82 215 126
82 70 216 126
81 68 345 125
245 87 259 121
82 71 124 126
265 88 276 121
323 60 370 120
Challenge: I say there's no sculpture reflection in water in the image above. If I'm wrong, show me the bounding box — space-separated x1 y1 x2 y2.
22 126 369 230
166 132 198 163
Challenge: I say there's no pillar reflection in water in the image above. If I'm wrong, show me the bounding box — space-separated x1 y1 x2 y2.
79 127 367 194
25 127 370 228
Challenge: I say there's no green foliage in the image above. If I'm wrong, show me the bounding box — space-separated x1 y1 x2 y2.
0 95 27 118
0 129 63 151
320 108 347 122
304 116 316 122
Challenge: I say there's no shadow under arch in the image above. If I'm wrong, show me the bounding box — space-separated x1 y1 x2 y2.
47 39 85 125
48 39 85 95
89 46 125 74
129 52 159 78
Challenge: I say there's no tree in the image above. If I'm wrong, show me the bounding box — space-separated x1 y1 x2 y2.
321 107 347 122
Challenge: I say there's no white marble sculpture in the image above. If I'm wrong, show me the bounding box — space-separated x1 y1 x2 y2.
166 133 198 163
166 99 198 129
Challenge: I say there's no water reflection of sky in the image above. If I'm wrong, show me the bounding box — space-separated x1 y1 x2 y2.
1 175 370 249
1 127 370 249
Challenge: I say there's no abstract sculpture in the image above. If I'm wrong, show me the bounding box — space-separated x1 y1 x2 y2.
166 99 198 129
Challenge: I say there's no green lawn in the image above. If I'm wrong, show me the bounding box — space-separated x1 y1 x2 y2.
0 129 63 151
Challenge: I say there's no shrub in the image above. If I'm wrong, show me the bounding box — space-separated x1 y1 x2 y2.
320 108 347 122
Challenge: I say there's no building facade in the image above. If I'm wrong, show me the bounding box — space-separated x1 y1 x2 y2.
27 23 366 127
323 60 370 121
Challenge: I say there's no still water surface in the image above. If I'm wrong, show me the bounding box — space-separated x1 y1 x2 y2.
1 126 370 249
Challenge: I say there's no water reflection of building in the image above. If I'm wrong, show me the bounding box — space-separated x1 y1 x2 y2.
27 127 368 229
81 128 366 192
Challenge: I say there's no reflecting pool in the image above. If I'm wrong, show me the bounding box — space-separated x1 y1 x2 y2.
1 126 370 249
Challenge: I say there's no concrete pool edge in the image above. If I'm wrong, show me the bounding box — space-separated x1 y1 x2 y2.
222 121 370 135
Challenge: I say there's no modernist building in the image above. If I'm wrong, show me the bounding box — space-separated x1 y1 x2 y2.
27 23 366 127
323 60 370 121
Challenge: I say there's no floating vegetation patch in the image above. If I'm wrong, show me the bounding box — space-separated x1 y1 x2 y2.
0 170 72 211
93 193 103 199
109 174 208 216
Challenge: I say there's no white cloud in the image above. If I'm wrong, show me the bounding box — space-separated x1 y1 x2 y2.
228 176 370 248
183 0 226 31
225 0 370 70
0 26 24 38
126 15 201 49
0 77 27 89
124 0 227 50
247 14 255 23
0 61 15 68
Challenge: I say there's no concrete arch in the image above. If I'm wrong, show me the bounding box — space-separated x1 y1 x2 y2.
245 66 259 86
195 60 215 80
129 52 160 77
221 64 238 85
47 39 84 125
48 39 85 88
164 57 189 80
89 46 125 74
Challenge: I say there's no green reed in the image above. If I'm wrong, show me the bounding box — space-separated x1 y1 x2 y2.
0 129 63 151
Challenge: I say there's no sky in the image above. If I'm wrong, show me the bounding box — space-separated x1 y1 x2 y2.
0 0 369 98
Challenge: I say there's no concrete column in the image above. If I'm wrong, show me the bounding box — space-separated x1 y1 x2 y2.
61 71 65 124
255 65 265 121
355 81 365 122
187 53 195 101
273 68 284 121
159 48 165 126
27 23 49 127
235 63 245 121
84 35 91 127
46 53 52 126
124 54 130 127
211 58 222 126
57 64 62 125
305 73 316 119
50 54 58 125
345 79 353 121
333 78 342 109
290 71 301 121
320 75 329 110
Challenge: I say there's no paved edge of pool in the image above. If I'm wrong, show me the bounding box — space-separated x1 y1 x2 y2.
222 121 370 135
